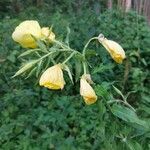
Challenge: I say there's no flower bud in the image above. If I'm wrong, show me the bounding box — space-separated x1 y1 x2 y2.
39 64 65 90
12 20 41 48
48 31 55 42
41 27 55 42
98 35 126 64
41 27 50 37
80 75 97 105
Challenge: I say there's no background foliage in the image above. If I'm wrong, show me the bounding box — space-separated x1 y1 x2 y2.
0 1 150 149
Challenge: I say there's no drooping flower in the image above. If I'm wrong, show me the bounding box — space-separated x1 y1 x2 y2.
98 35 126 64
80 75 97 105
12 20 41 48
39 64 65 90
41 27 55 42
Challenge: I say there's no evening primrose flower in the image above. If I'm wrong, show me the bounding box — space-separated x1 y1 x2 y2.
41 27 55 42
12 20 41 48
80 75 97 105
98 35 126 64
41 27 50 37
39 64 65 90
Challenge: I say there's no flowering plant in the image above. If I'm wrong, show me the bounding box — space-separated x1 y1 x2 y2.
12 20 126 105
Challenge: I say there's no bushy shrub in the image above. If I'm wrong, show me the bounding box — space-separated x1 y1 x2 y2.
0 4 150 149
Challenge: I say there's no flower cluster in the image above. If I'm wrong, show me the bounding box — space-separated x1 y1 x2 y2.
12 20 126 105
12 20 55 48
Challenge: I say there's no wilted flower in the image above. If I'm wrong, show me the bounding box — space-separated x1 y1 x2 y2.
41 27 55 42
98 35 126 64
80 75 97 105
39 64 65 90
12 20 42 48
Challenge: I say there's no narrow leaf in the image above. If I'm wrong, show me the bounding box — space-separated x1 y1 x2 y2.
18 49 40 57
111 104 149 130
113 85 124 99
75 59 82 82
64 65 73 84
12 60 38 78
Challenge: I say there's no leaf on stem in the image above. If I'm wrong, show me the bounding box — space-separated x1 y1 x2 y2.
75 59 82 82
111 104 149 130
18 49 40 57
113 85 125 100
25 67 37 79
12 60 38 78
37 40 48 52
36 60 43 77
63 64 73 84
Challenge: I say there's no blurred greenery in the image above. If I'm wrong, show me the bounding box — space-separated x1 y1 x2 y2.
0 1 150 150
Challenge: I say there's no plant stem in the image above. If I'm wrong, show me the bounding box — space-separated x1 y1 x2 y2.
81 37 98 75
83 62 87 75
39 51 56 61
54 40 82 56
82 37 98 57
62 51 76 64
107 99 136 112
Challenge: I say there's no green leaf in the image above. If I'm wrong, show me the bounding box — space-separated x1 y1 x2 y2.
37 40 48 52
64 65 73 84
36 60 43 77
126 141 143 150
92 63 114 74
112 85 125 99
111 104 149 130
74 59 82 82
18 49 40 57
25 67 37 79
12 60 38 78
95 83 112 100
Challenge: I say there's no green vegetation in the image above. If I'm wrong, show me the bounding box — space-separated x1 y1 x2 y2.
0 1 150 149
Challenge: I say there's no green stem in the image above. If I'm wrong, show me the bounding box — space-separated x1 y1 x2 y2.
82 37 98 75
38 51 56 61
54 40 82 56
107 99 136 112
53 40 68 49
83 62 87 75
62 51 76 64
82 37 98 57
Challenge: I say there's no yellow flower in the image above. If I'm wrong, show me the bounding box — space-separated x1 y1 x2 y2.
80 76 97 105
39 64 65 90
99 36 126 63
41 27 50 37
48 31 55 42
12 20 41 48
41 27 55 42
